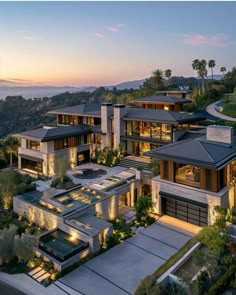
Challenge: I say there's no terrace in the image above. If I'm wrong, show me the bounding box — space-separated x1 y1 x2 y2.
89 170 136 193
38 229 89 263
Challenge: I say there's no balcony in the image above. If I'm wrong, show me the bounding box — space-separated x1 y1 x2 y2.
122 130 171 143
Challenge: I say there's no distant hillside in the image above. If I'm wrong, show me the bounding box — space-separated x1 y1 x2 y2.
207 74 223 80
0 86 96 100
108 79 145 90
0 80 145 100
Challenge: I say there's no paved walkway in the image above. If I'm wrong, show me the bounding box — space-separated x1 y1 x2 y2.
59 219 194 295
0 271 68 295
206 100 236 121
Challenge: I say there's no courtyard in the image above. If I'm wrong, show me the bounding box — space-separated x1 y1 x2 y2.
56 218 194 295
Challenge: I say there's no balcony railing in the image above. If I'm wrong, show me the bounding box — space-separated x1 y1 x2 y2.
124 130 171 142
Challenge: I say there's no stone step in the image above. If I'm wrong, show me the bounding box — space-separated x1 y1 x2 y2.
119 158 150 170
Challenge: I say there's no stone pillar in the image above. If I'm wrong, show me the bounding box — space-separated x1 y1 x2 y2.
101 103 113 149
152 179 161 214
113 104 126 149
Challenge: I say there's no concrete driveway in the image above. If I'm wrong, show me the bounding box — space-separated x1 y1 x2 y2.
58 220 193 295
206 100 236 121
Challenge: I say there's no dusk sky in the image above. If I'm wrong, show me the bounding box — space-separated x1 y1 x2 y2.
0 1 236 86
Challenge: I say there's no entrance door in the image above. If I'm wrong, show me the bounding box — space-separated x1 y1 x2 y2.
161 195 208 226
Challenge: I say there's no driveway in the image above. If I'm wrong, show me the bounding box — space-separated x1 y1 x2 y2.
206 100 236 121
58 220 193 295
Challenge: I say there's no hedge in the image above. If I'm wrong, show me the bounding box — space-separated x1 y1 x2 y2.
206 263 236 295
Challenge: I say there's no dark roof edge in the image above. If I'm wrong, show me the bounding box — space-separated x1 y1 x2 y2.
144 151 236 170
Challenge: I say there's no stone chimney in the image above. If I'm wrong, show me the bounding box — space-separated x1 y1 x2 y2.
207 125 233 144
113 104 126 149
101 103 113 148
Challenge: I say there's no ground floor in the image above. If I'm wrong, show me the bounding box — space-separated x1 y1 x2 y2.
18 145 91 176
57 218 195 295
152 176 235 226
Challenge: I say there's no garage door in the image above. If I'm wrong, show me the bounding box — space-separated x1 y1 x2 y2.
161 194 208 226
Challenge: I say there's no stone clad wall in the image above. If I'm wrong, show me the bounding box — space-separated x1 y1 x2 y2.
13 197 62 229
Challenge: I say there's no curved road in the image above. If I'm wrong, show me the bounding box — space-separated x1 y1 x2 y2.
206 100 236 122
0 280 27 295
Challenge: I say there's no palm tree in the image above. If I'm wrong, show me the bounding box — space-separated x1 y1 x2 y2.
220 66 226 77
208 59 216 81
4 135 19 168
151 69 165 89
165 69 172 79
0 139 5 161
192 59 200 94
198 59 208 93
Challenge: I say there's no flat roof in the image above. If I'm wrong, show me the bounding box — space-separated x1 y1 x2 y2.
48 103 101 117
89 169 135 192
134 96 191 104
145 138 236 169
76 214 111 232
17 125 93 142
122 108 205 124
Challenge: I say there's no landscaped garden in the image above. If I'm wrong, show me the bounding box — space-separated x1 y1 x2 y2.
92 144 125 167
135 205 236 295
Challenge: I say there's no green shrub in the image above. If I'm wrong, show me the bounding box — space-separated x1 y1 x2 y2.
102 235 119 250
51 176 74 189
206 263 236 295
43 261 54 272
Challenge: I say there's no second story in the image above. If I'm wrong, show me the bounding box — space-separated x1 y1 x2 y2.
48 103 102 127
114 105 205 146
18 125 95 155
133 96 191 112
146 125 236 194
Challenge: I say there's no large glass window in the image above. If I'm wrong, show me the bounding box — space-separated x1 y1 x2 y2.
54 136 81 151
58 115 77 125
140 122 150 137
151 123 161 138
175 163 200 188
26 140 40 151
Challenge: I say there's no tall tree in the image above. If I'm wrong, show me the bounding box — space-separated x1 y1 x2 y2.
0 224 17 265
208 59 216 80
4 135 19 168
192 59 201 94
0 170 16 209
220 66 227 77
14 231 38 263
165 69 172 79
151 69 165 89
198 59 208 93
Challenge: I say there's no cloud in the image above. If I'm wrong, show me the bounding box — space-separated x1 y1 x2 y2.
105 23 126 33
23 34 33 41
105 26 119 32
94 32 104 38
117 24 125 28
8 78 32 82
0 79 16 84
178 33 228 47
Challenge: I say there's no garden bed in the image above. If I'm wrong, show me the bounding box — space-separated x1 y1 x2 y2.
174 246 208 282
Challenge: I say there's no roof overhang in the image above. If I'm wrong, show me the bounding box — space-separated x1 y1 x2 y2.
48 110 101 118
144 151 236 170
19 154 43 163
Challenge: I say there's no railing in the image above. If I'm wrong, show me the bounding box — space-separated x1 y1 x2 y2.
124 130 171 141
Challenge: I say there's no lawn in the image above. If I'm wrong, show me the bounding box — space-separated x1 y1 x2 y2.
221 102 236 118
